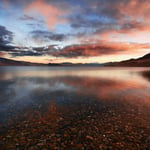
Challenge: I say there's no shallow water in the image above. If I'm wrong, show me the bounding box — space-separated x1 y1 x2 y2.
0 67 150 149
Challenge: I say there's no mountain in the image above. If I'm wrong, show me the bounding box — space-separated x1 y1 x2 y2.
105 53 150 67
0 57 44 66
0 53 149 66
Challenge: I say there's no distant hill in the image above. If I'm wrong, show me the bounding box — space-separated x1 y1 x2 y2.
105 53 150 67
0 57 44 66
0 53 150 66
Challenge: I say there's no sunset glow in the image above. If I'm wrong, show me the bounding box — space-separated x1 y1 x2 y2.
0 0 150 63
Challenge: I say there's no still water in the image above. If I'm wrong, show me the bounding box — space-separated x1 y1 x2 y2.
0 67 150 149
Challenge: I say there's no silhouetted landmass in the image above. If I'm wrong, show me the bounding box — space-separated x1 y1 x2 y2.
105 53 150 67
0 58 103 66
0 57 44 66
0 53 150 66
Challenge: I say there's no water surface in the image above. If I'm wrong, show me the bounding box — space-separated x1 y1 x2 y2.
0 67 150 149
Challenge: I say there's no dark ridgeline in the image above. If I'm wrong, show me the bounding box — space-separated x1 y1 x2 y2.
0 53 150 66
105 53 150 67
0 57 44 66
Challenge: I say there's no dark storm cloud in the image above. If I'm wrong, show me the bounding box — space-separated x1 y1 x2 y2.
11 51 43 57
0 45 16 52
0 25 15 55
0 25 13 45
0 26 59 57
10 45 58 57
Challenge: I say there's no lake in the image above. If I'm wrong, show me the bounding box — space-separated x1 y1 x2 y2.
0 67 150 149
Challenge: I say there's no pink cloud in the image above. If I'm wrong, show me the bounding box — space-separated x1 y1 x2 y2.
25 0 68 29
90 0 150 43
50 41 150 58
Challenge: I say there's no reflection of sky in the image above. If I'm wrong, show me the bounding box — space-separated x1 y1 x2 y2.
0 67 150 84
0 67 150 124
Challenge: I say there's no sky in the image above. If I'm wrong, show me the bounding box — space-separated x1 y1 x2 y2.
0 0 150 63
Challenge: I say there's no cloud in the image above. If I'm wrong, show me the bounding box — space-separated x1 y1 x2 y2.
68 0 150 43
0 45 16 52
50 42 150 58
1 39 150 58
70 14 110 29
11 51 43 57
4 45 58 57
85 0 150 19
19 14 35 21
0 25 13 46
0 25 15 56
30 30 67 44
2 0 35 8
0 26 61 57
25 0 68 29
1 0 150 61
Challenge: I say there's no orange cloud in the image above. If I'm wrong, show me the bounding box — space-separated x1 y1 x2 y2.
119 0 150 21
94 22 150 43
25 0 67 29
88 0 150 43
50 41 150 58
